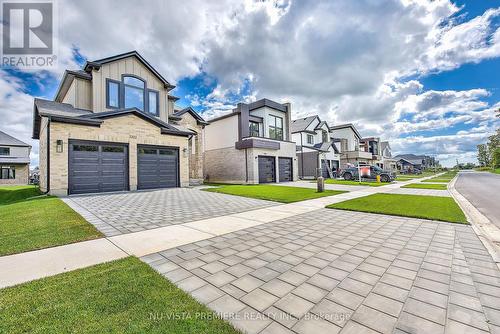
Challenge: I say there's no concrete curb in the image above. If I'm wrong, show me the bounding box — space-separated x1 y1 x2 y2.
449 173 500 270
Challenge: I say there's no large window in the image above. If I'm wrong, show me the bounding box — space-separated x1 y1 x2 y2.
0 166 15 179
249 121 260 137
0 147 10 156
307 134 314 144
268 115 283 140
105 75 160 116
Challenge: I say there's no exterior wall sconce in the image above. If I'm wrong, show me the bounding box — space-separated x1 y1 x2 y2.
56 140 63 153
182 147 187 158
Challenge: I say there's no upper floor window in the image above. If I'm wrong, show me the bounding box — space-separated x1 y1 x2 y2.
268 115 283 140
307 134 314 144
0 147 9 156
322 131 328 143
249 121 260 137
106 75 160 116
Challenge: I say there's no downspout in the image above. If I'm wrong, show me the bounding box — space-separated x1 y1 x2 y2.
46 116 51 194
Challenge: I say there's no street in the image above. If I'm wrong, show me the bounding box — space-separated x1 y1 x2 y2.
455 171 500 227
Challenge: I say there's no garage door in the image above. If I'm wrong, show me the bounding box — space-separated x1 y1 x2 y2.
69 140 128 195
258 156 275 183
137 145 179 190
278 157 293 182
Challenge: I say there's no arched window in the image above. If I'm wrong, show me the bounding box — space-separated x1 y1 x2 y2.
123 75 145 111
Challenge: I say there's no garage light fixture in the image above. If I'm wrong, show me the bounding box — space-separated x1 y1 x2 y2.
56 140 63 153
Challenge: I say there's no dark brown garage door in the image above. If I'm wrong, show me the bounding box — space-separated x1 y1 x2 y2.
137 145 179 190
279 157 293 182
258 156 275 183
69 140 128 195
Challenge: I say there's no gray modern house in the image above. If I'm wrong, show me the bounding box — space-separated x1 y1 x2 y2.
204 99 298 184
0 130 31 185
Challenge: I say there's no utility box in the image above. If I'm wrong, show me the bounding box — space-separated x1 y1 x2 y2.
317 177 325 192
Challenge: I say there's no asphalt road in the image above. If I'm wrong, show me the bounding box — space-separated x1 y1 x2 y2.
455 171 500 227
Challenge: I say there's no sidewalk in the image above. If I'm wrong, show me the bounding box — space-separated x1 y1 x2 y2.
0 173 444 288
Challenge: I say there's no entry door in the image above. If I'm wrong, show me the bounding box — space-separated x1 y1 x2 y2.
278 157 293 182
137 145 179 190
69 140 128 195
258 156 276 183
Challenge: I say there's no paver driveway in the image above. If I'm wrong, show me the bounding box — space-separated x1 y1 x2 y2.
143 209 500 334
64 188 276 237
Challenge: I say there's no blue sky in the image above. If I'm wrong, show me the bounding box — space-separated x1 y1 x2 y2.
0 0 499 167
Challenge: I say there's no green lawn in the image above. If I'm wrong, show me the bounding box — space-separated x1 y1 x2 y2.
0 186 102 256
322 179 387 187
421 179 451 183
492 168 500 174
204 184 346 203
0 185 41 205
402 183 448 190
326 193 467 223
0 257 240 334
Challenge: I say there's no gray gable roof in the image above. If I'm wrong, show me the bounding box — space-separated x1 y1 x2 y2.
291 116 318 133
329 123 362 139
32 99 191 139
172 107 208 125
0 130 31 147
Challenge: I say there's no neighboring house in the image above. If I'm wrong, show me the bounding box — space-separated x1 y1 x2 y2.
291 116 340 179
32 51 206 195
394 154 437 171
329 123 372 168
360 137 381 162
204 99 298 184
0 130 31 185
380 141 397 171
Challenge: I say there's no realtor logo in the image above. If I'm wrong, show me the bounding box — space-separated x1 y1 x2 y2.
1 0 57 68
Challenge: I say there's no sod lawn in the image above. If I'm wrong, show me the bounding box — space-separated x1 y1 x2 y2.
0 186 102 256
326 193 467 223
204 184 346 203
402 183 448 190
322 179 387 187
0 257 239 334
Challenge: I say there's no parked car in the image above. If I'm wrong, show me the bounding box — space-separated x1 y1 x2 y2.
341 165 395 182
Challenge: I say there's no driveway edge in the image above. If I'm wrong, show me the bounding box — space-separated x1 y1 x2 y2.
449 174 500 269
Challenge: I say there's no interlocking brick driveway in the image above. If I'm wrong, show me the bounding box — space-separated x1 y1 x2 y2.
143 209 500 334
64 188 276 236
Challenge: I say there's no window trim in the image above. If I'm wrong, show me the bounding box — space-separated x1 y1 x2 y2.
147 89 160 116
105 78 121 109
0 147 10 156
122 74 147 111
249 121 261 137
0 166 15 179
306 134 314 145
268 115 284 140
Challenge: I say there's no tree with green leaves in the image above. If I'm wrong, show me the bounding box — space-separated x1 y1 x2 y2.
477 144 490 167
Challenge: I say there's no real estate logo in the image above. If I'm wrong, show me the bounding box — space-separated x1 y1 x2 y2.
1 0 57 69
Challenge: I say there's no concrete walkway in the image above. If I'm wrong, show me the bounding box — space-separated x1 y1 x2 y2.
0 173 445 288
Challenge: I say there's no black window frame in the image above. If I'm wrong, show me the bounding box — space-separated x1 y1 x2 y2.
268 115 283 140
123 74 146 111
0 166 15 179
147 89 160 117
249 121 260 137
306 134 314 145
105 78 121 109
0 147 10 156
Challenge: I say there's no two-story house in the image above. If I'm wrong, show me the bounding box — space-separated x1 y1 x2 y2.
0 130 31 185
204 99 298 184
329 123 372 168
380 141 397 171
291 116 340 179
32 51 206 195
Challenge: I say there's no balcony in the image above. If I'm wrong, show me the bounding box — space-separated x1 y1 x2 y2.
235 136 281 150
343 150 373 160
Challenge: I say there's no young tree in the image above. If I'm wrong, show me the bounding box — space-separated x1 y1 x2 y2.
477 144 490 167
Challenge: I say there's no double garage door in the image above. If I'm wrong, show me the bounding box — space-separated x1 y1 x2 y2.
68 140 178 194
257 156 292 183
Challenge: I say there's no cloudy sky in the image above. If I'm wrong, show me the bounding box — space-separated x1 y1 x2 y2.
1 0 499 167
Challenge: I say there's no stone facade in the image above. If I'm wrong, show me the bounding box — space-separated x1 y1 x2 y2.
0 164 29 185
39 114 189 196
176 113 205 185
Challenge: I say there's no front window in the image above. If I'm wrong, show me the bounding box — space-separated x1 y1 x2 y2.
307 134 314 144
0 147 10 156
148 90 159 116
268 115 283 140
0 166 15 179
124 76 145 111
106 80 120 108
249 121 260 137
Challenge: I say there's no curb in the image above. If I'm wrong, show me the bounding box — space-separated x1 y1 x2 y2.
448 173 500 270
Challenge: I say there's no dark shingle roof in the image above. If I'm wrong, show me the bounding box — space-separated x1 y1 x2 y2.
172 107 208 125
291 116 318 133
0 130 31 147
